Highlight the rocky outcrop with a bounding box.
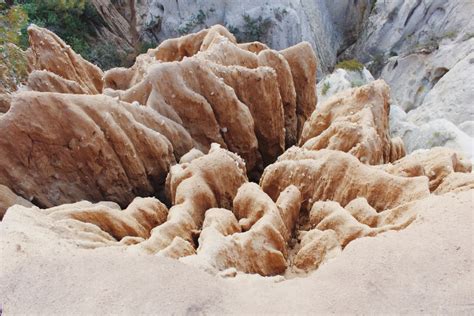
[183,183,301,276]
[27,25,104,94]
[299,80,405,164]
[105,25,317,170]
[94,0,372,76]
[27,70,90,94]
[260,147,429,212]
[0,91,192,208]
[316,67,374,104]
[134,144,248,254]
[293,196,418,271]
[389,105,474,164]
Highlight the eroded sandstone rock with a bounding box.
[133,144,248,254]
[27,25,104,94]
[2,197,167,248]
[381,147,472,191]
[300,80,405,164]
[260,147,429,212]
[0,91,191,207]
[183,183,301,276]
[27,70,89,94]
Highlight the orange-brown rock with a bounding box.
[145,58,260,169]
[0,91,193,208]
[207,63,285,165]
[27,25,104,94]
[153,25,236,62]
[300,80,405,164]
[0,184,33,220]
[27,70,89,94]
[184,183,301,276]
[45,197,168,240]
[294,195,420,272]
[260,147,430,212]
[279,42,318,138]
[293,229,341,272]
[103,51,157,91]
[133,144,248,254]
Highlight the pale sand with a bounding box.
[1,190,472,315]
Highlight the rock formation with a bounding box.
[260,147,429,212]
[0,23,473,283]
[183,183,301,276]
[26,25,104,94]
[133,144,248,254]
[0,91,189,208]
[105,25,317,169]
[2,197,168,248]
[300,80,405,164]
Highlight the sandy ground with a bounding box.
[0,190,473,315]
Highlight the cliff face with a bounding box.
[91,0,372,76]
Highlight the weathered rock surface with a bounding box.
[260,147,429,212]
[381,147,472,191]
[27,25,104,94]
[317,67,374,104]
[390,105,474,163]
[2,196,168,248]
[27,70,90,94]
[300,80,405,164]
[183,183,301,276]
[93,0,372,76]
[106,26,317,169]
[134,144,248,254]
[0,91,190,208]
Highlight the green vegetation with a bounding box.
[335,59,364,72]
[228,14,273,43]
[0,1,153,70]
[0,3,29,91]
[321,82,330,96]
[15,0,103,54]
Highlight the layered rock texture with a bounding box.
[1,24,473,282]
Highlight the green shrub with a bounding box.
[228,14,273,43]
[321,82,330,96]
[335,59,364,72]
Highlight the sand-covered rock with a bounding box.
[300,80,405,164]
[2,196,167,248]
[27,25,104,94]
[381,147,472,191]
[0,91,190,208]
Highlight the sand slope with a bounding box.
[1,189,472,315]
